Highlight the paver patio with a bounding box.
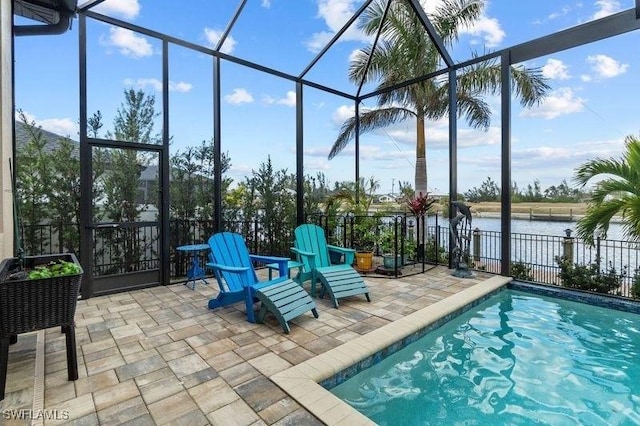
[1,266,492,425]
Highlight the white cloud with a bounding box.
[419,0,505,47]
[169,81,193,93]
[16,111,78,137]
[91,0,141,19]
[261,0,271,8]
[348,48,361,63]
[204,28,237,54]
[586,54,628,78]
[309,0,505,52]
[548,5,571,20]
[123,78,193,92]
[38,118,78,137]
[542,58,571,80]
[306,31,336,53]
[331,104,500,151]
[332,104,356,125]
[510,137,626,170]
[225,88,254,104]
[264,91,296,107]
[101,27,153,58]
[461,16,505,48]
[520,88,585,119]
[305,0,371,52]
[592,0,622,20]
[580,74,592,82]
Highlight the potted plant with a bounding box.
[326,177,381,271]
[378,225,401,269]
[405,192,436,260]
[352,221,377,271]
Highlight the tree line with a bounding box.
[463,176,587,203]
[14,89,364,259]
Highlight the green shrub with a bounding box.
[510,260,534,281]
[631,269,640,299]
[423,238,449,263]
[556,256,623,294]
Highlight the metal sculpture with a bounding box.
[450,201,474,278]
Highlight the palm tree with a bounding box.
[574,135,640,245]
[328,0,549,195]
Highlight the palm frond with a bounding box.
[431,0,483,43]
[576,199,624,245]
[455,91,491,129]
[510,65,551,107]
[573,158,629,187]
[328,107,416,159]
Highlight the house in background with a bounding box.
[15,120,159,208]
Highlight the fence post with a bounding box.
[562,228,574,262]
[473,228,481,262]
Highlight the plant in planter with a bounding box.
[0,253,83,400]
[378,224,416,268]
[378,225,402,269]
[326,177,381,271]
[405,192,436,260]
[352,221,378,271]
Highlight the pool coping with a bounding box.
[270,275,513,425]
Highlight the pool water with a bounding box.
[330,290,640,425]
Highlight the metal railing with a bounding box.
[18,216,640,299]
[463,228,640,298]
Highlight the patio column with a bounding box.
[0,0,14,260]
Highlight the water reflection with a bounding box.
[331,291,640,425]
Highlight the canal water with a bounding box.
[428,215,627,241]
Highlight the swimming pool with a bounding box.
[330,288,640,425]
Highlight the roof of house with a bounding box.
[14,120,76,155]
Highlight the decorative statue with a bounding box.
[450,201,474,278]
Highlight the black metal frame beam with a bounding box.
[360,9,640,100]
[82,10,356,101]
[405,0,453,67]
[447,69,457,268]
[160,39,170,286]
[78,13,92,298]
[68,2,640,291]
[299,0,374,79]
[511,9,640,64]
[356,0,392,98]
[77,0,106,12]
[215,0,246,52]
[296,82,304,225]
[213,57,222,233]
[500,52,511,276]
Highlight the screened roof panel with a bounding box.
[86,0,241,52]
[78,0,640,78]
[225,0,322,75]
[432,0,637,64]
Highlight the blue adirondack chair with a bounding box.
[206,232,318,333]
[292,224,371,308]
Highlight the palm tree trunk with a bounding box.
[415,113,427,251]
[414,113,427,195]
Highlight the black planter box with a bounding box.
[0,253,83,400]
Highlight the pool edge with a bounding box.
[270,275,512,425]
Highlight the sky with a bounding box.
[13,0,639,196]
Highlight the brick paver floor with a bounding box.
[1,266,492,425]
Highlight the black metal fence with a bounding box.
[19,216,640,299]
[461,228,640,298]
